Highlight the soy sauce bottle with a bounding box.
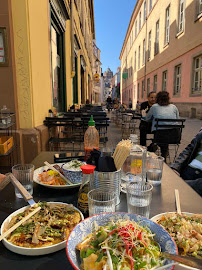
[77,164,96,218]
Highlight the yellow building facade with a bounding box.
[120,0,202,117]
[0,0,96,164]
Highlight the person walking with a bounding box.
[139,92,156,146]
[146,91,179,159]
[170,129,202,196]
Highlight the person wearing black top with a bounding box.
[139,92,156,146]
[106,96,112,112]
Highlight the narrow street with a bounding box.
[105,111,202,162]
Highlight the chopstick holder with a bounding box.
[0,206,41,242]
[175,189,181,214]
[44,161,72,185]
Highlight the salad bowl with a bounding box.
[66,212,178,270]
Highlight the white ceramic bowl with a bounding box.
[151,212,199,270]
[1,202,84,256]
[66,212,178,270]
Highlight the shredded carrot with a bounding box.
[38,171,66,185]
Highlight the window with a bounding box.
[165,5,170,44]
[149,0,152,12]
[196,0,202,16]
[130,57,132,76]
[148,31,151,60]
[174,64,181,95]
[143,39,146,65]
[135,20,137,38]
[155,20,159,55]
[192,55,202,93]
[138,45,140,69]
[143,1,147,22]
[141,81,144,98]
[153,74,157,91]
[134,51,137,72]
[162,70,167,91]
[147,78,150,95]
[178,0,185,32]
[139,11,142,31]
[138,83,140,99]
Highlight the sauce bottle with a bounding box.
[77,164,96,218]
[84,115,99,161]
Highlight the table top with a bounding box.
[0,151,201,270]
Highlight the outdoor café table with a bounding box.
[0,151,201,270]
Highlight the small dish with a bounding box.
[62,160,86,184]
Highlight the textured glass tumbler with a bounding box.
[126,182,153,218]
[146,156,164,186]
[88,189,116,216]
[12,164,35,198]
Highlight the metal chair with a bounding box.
[153,118,186,162]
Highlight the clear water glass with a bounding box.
[146,156,164,186]
[12,164,35,198]
[88,189,116,216]
[91,170,121,205]
[126,182,153,218]
[121,173,142,193]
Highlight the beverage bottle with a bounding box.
[122,134,147,181]
[77,164,96,218]
[1,105,11,125]
[84,115,99,161]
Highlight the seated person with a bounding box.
[82,99,92,110]
[170,129,202,196]
[146,91,179,159]
[139,92,156,146]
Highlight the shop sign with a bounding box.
[93,72,100,82]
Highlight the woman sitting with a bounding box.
[146,91,180,159]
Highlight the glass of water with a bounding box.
[88,189,116,216]
[146,156,164,186]
[12,164,35,198]
[126,182,153,218]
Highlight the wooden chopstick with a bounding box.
[44,161,72,185]
[0,206,41,242]
[175,189,181,214]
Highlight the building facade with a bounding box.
[0,0,97,164]
[111,67,121,100]
[92,40,101,104]
[103,67,113,101]
[120,0,202,117]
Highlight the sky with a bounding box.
[94,0,137,75]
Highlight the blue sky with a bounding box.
[94,0,137,75]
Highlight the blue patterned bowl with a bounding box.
[66,212,178,270]
[61,165,83,184]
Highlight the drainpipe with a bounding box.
[144,0,148,98]
[71,0,75,78]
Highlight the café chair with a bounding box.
[153,118,186,163]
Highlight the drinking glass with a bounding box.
[146,156,164,186]
[91,170,121,205]
[12,164,35,198]
[121,173,142,193]
[126,182,153,218]
[88,189,116,216]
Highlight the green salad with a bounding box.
[76,220,164,270]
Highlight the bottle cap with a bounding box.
[88,115,95,126]
[80,164,96,174]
